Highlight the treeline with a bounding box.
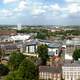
[54,30,80,36]
[17,28,80,40]
[17,28,54,39]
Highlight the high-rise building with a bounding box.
[17,24,22,30]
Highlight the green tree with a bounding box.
[8,52,25,71]
[73,49,80,60]
[37,44,49,65]
[17,58,38,80]
[0,48,5,63]
[5,58,38,80]
[0,64,9,77]
[4,71,23,80]
[36,32,47,39]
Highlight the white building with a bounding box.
[25,40,38,53]
[48,43,61,56]
[62,39,80,60]
[17,24,22,30]
[62,61,80,80]
[10,34,31,42]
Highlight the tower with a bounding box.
[17,24,22,30]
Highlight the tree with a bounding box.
[0,64,9,77]
[17,58,38,80]
[8,52,25,71]
[36,32,47,39]
[0,48,5,63]
[37,44,49,65]
[5,58,38,80]
[73,49,80,60]
[4,71,22,80]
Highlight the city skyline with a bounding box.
[0,0,80,25]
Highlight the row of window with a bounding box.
[63,72,80,75]
[63,75,80,80]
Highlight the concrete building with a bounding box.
[0,44,19,54]
[62,60,80,80]
[10,34,31,43]
[39,66,62,80]
[63,38,80,60]
[24,40,38,53]
[38,39,53,45]
[48,43,61,56]
[0,29,17,42]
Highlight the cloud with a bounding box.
[14,1,28,12]
[0,9,13,17]
[1,0,80,25]
[66,0,80,3]
[3,0,16,4]
[67,3,80,14]
[49,4,62,16]
[50,4,61,11]
[30,5,46,16]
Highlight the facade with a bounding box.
[39,66,62,80]
[38,39,53,45]
[63,39,80,60]
[62,60,80,80]
[48,43,61,56]
[24,40,38,53]
[0,44,19,54]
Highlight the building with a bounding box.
[38,39,53,45]
[17,24,22,30]
[24,39,38,53]
[0,29,17,42]
[10,34,31,43]
[39,66,62,80]
[62,60,80,80]
[0,44,19,54]
[63,38,80,60]
[48,42,62,56]
[0,29,17,36]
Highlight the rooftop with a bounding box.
[39,66,62,73]
[48,43,61,48]
[25,39,38,46]
[0,29,16,36]
[63,60,80,67]
[10,34,31,41]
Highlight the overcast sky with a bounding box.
[0,0,80,25]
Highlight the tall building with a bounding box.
[17,24,22,30]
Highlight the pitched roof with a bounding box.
[39,66,62,73]
[63,60,80,67]
[0,29,17,35]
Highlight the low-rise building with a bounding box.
[0,29,17,36]
[10,34,31,43]
[0,44,19,54]
[24,40,38,53]
[63,38,80,60]
[62,60,80,80]
[48,43,61,56]
[39,66,62,80]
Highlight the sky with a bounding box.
[0,0,80,25]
